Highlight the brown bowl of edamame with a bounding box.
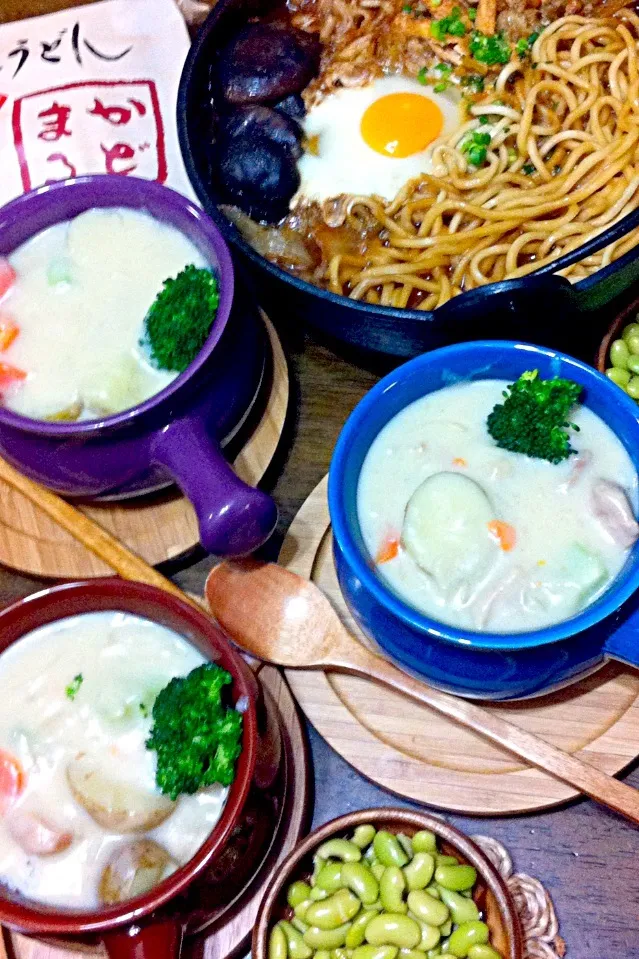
[253,809,522,959]
[596,293,639,399]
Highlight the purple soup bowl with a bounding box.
[0,175,278,557]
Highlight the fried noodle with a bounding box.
[238,8,639,309]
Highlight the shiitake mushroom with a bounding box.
[216,105,302,222]
[216,24,320,105]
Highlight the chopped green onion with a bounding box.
[431,6,466,40]
[461,73,485,93]
[479,114,490,124]
[468,144,487,165]
[417,66,428,85]
[402,4,412,12]
[66,674,83,701]
[523,161,536,175]
[433,81,449,92]
[469,30,511,65]
[435,61,453,72]
[468,6,477,19]
[507,146,518,162]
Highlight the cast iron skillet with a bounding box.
[177,0,639,357]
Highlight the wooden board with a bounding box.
[2,665,311,959]
[0,314,288,579]
[280,475,639,816]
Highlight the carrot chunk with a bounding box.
[0,750,25,815]
[0,260,16,300]
[0,362,26,389]
[376,533,400,564]
[487,519,517,551]
[0,317,19,352]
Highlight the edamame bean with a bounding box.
[611,339,630,368]
[364,845,378,864]
[435,856,458,868]
[404,853,435,891]
[315,951,331,959]
[311,887,330,901]
[399,950,428,959]
[346,910,380,948]
[293,919,310,934]
[628,333,639,355]
[447,922,489,958]
[434,865,477,893]
[407,891,450,927]
[331,949,352,959]
[316,862,344,893]
[294,900,312,921]
[436,889,479,925]
[304,924,352,950]
[628,375,639,399]
[352,946,399,959]
[380,866,407,913]
[628,354,639,374]
[317,840,362,862]
[374,832,409,868]
[270,924,288,959]
[426,951,441,959]
[425,885,440,899]
[606,367,632,387]
[342,862,380,905]
[289,882,313,908]
[372,864,386,881]
[439,922,452,938]
[467,947,503,959]
[414,921,441,952]
[353,825,377,849]
[412,832,437,854]
[397,834,414,859]
[281,921,314,959]
[623,322,639,343]
[306,889,362,930]
[365,914,421,949]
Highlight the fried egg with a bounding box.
[294,75,461,205]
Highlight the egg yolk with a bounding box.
[360,92,444,158]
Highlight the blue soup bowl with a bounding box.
[329,341,639,700]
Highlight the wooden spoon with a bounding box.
[206,559,639,824]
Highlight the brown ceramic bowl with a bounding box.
[253,808,523,959]
[0,579,261,959]
[596,293,639,372]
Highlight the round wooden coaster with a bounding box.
[279,475,639,816]
[2,665,311,959]
[0,314,288,580]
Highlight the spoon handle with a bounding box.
[341,641,639,823]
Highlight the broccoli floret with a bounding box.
[486,370,582,464]
[146,663,242,800]
[142,265,219,374]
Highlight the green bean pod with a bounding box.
[316,862,344,893]
[373,832,409,868]
[364,914,421,949]
[346,910,380,949]
[447,922,489,958]
[467,946,503,959]
[342,862,380,905]
[269,924,288,959]
[380,866,408,913]
[281,920,314,959]
[407,890,450,927]
[304,924,353,950]
[305,889,362,930]
[317,839,363,862]
[352,946,399,959]
[404,853,435,891]
[411,832,437,854]
[434,865,476,893]
[437,889,479,925]
[353,825,377,849]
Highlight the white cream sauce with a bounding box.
[357,379,638,633]
[2,209,207,421]
[0,612,228,909]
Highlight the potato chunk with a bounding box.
[67,756,175,833]
[9,811,73,856]
[99,839,173,904]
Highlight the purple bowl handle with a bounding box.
[151,415,278,556]
[103,919,182,958]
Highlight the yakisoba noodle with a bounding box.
[234,9,639,310]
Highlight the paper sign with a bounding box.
[0,0,196,206]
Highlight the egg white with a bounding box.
[294,75,462,205]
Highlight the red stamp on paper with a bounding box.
[12,79,167,191]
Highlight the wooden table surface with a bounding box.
[2,3,638,956]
